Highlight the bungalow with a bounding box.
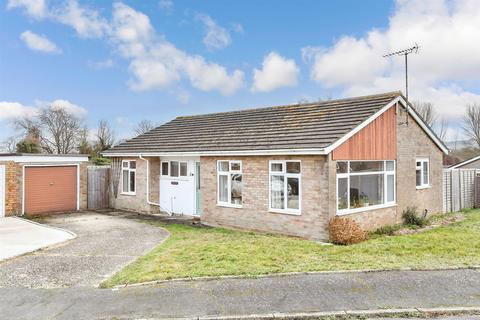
[103,91,448,241]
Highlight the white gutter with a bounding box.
[138,155,172,216]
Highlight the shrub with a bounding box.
[329,217,368,245]
[372,224,401,236]
[402,207,427,227]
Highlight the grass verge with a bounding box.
[102,210,480,287]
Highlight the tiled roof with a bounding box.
[104,91,402,154]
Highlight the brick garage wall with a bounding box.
[79,162,88,210]
[396,110,444,217]
[110,157,160,213]
[200,155,330,241]
[0,161,22,216]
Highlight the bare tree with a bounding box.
[77,127,94,155]
[15,107,82,154]
[95,120,116,152]
[1,136,19,153]
[412,101,437,127]
[463,104,480,148]
[436,118,448,142]
[134,119,157,135]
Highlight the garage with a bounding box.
[0,154,89,217]
[24,166,78,215]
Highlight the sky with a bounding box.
[1,0,480,144]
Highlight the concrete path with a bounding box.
[0,212,169,288]
[1,269,480,319]
[0,217,75,261]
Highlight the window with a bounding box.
[336,161,395,214]
[269,161,301,214]
[161,161,188,178]
[416,158,429,188]
[217,160,243,207]
[122,160,136,195]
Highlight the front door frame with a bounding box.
[0,165,5,218]
[194,161,201,216]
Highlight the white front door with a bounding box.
[159,157,198,215]
[0,165,5,217]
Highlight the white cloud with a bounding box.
[252,52,300,92]
[6,0,47,19]
[8,1,245,95]
[158,0,174,15]
[46,99,87,117]
[20,30,61,54]
[195,13,231,50]
[303,0,480,118]
[231,23,244,34]
[88,59,114,70]
[0,101,37,121]
[52,0,110,38]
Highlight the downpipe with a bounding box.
[139,155,173,216]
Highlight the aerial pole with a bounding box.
[383,43,419,125]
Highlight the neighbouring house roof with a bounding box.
[104,91,448,156]
[449,155,480,169]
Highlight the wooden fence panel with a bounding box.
[443,168,478,212]
[87,166,110,210]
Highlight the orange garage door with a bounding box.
[24,166,77,215]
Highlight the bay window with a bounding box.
[416,158,429,188]
[121,160,136,195]
[217,160,243,207]
[337,160,395,214]
[269,160,301,214]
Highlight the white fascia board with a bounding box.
[102,148,328,158]
[449,155,480,169]
[0,156,89,163]
[324,96,449,155]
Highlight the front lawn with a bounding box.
[102,210,480,287]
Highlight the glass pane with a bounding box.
[287,177,300,209]
[218,161,229,172]
[423,162,429,185]
[350,161,384,173]
[230,162,241,172]
[386,161,394,171]
[122,162,128,168]
[337,177,348,210]
[416,161,421,168]
[231,174,242,205]
[122,170,129,193]
[170,161,179,177]
[336,162,348,173]
[180,162,188,176]
[130,161,136,169]
[387,174,395,202]
[129,171,135,192]
[270,175,285,209]
[286,162,300,174]
[218,174,228,202]
[350,174,384,208]
[161,162,169,175]
[416,169,422,186]
[271,163,283,172]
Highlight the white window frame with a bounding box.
[336,160,396,215]
[121,160,136,195]
[416,158,430,189]
[268,160,302,215]
[161,161,188,178]
[216,160,243,208]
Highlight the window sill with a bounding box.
[416,185,431,190]
[120,192,136,196]
[217,203,243,209]
[337,203,397,216]
[269,209,301,216]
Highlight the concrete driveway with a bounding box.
[0,211,169,288]
[0,217,75,261]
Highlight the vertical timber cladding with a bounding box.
[24,166,77,215]
[332,105,397,160]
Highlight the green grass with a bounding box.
[102,210,480,287]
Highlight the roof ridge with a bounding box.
[176,91,402,120]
